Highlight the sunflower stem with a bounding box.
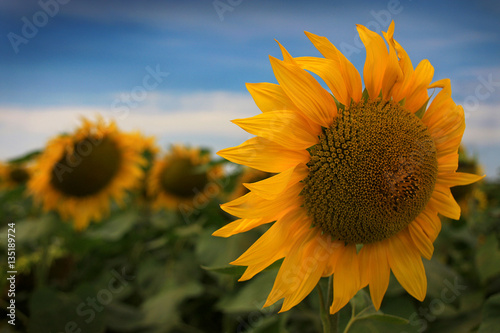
[318,275,338,333]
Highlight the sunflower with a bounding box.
[214,22,484,314]
[452,145,487,216]
[28,117,146,230]
[147,145,223,211]
[0,161,31,190]
[228,167,273,201]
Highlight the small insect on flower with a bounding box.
[214,22,484,314]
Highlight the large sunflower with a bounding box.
[148,145,223,211]
[28,117,146,230]
[214,22,484,314]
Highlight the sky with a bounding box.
[0,0,499,178]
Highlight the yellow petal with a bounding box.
[408,222,434,260]
[263,227,318,307]
[387,37,414,103]
[357,24,389,99]
[330,244,360,314]
[295,56,349,106]
[359,242,390,310]
[269,56,337,127]
[387,229,427,301]
[212,217,271,238]
[438,153,459,174]
[437,172,485,187]
[380,22,403,99]
[244,164,309,200]
[404,60,434,113]
[233,208,311,280]
[217,137,310,173]
[246,82,298,113]
[280,230,331,312]
[304,31,362,103]
[221,182,303,219]
[415,209,441,242]
[232,110,320,150]
[428,184,461,220]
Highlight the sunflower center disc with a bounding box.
[302,99,438,244]
[9,167,30,184]
[50,137,122,197]
[160,157,209,198]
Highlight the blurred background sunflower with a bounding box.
[0,161,31,190]
[148,145,223,211]
[28,117,146,230]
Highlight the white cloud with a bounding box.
[462,103,500,146]
[0,91,257,160]
[1,90,498,178]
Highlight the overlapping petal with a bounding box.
[269,56,337,127]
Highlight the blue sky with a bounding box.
[1,0,499,178]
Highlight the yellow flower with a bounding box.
[228,167,273,201]
[28,117,146,230]
[148,145,223,211]
[0,162,31,190]
[214,22,484,314]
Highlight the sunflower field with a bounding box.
[1,119,499,333]
[2,22,500,333]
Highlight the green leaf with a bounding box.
[0,215,58,248]
[85,210,138,241]
[349,289,375,316]
[217,271,277,314]
[7,149,42,164]
[423,258,463,300]
[380,295,417,321]
[141,281,203,331]
[104,302,145,332]
[361,88,370,101]
[414,99,429,119]
[27,286,106,333]
[475,234,500,283]
[478,293,500,333]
